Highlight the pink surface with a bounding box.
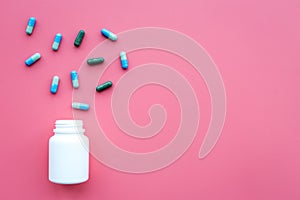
[1,0,300,199]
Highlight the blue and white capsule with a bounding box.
[72,102,90,111]
[50,75,60,94]
[120,51,128,69]
[70,70,79,89]
[52,33,62,51]
[25,53,41,66]
[26,17,36,35]
[101,28,117,41]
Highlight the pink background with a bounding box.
[1,0,300,199]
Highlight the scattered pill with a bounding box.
[120,51,128,69]
[50,75,60,94]
[25,53,41,66]
[101,28,117,41]
[26,17,36,35]
[74,30,85,47]
[87,57,104,66]
[96,81,113,92]
[72,102,90,111]
[70,70,79,89]
[52,33,62,51]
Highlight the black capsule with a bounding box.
[96,81,112,92]
[87,57,104,66]
[74,30,85,47]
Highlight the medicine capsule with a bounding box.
[25,53,41,66]
[96,81,113,92]
[50,75,60,94]
[74,30,85,47]
[120,51,128,69]
[87,57,104,66]
[26,17,36,35]
[101,28,117,41]
[72,102,90,111]
[70,70,79,89]
[52,33,62,51]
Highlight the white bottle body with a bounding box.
[48,120,89,184]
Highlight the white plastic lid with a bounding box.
[55,120,83,125]
[54,120,85,134]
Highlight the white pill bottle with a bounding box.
[49,120,89,184]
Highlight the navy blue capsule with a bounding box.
[120,51,128,69]
[25,53,41,66]
[70,71,79,89]
[52,33,62,51]
[50,76,60,94]
[72,102,90,111]
[26,17,36,35]
[101,28,117,41]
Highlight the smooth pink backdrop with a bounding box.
[1,0,300,199]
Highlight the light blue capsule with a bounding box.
[50,75,60,94]
[120,51,128,69]
[52,33,62,51]
[70,70,79,89]
[25,53,41,66]
[26,17,36,35]
[101,28,117,41]
[72,102,90,111]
